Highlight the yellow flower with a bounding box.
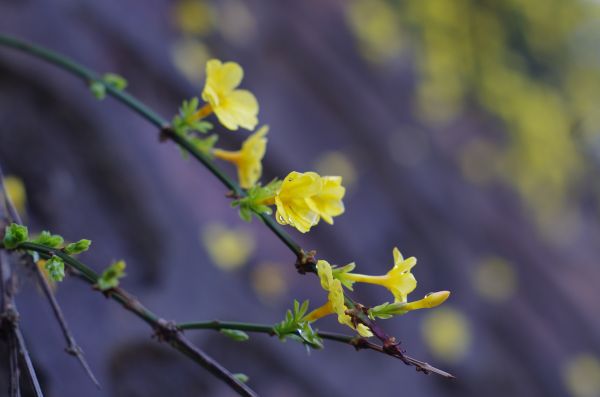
[273,172,346,233]
[274,172,322,233]
[304,260,373,337]
[213,125,268,188]
[340,247,417,303]
[307,176,345,224]
[201,59,258,131]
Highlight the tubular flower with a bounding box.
[339,247,417,303]
[274,172,346,233]
[213,125,268,188]
[201,59,258,131]
[304,260,373,337]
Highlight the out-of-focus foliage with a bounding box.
[346,0,600,237]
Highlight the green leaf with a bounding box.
[189,134,218,157]
[172,97,213,137]
[89,80,106,100]
[96,260,126,291]
[32,231,64,248]
[369,301,408,320]
[232,373,249,383]
[45,255,65,282]
[220,329,249,342]
[64,239,92,255]
[273,300,323,349]
[103,73,128,91]
[3,223,28,249]
[231,179,281,223]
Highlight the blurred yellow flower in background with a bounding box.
[172,0,216,36]
[200,222,255,270]
[563,354,600,397]
[473,256,517,303]
[422,307,471,363]
[251,262,288,304]
[314,151,357,188]
[171,38,212,84]
[4,175,26,216]
[213,125,268,188]
[202,59,258,131]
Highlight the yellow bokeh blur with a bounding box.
[4,175,26,215]
[250,262,288,304]
[314,151,358,188]
[172,0,216,36]
[422,307,471,363]
[171,38,212,84]
[472,257,518,303]
[563,354,600,397]
[200,222,256,271]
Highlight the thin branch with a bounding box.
[1,201,44,396]
[0,165,100,388]
[15,242,256,397]
[0,33,453,379]
[178,320,454,379]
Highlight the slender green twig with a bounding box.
[16,242,256,397]
[178,320,454,378]
[0,34,452,378]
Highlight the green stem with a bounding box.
[0,34,303,256]
[177,320,358,345]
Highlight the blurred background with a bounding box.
[1,0,600,396]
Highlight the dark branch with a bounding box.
[0,165,100,388]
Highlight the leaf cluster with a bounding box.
[273,300,323,349]
[232,179,282,222]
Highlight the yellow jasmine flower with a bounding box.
[201,59,258,131]
[307,176,345,224]
[273,172,322,233]
[272,172,346,233]
[339,247,417,303]
[304,260,373,337]
[213,125,268,188]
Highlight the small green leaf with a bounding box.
[232,373,249,383]
[45,255,65,282]
[89,81,106,100]
[32,231,64,248]
[3,223,28,249]
[96,260,126,291]
[220,329,249,342]
[189,134,218,157]
[103,73,128,91]
[64,239,92,255]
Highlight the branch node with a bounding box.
[295,249,317,274]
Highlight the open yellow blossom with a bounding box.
[304,260,372,337]
[201,59,258,131]
[273,172,345,233]
[339,247,417,303]
[274,172,322,233]
[213,125,268,188]
[307,176,345,224]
